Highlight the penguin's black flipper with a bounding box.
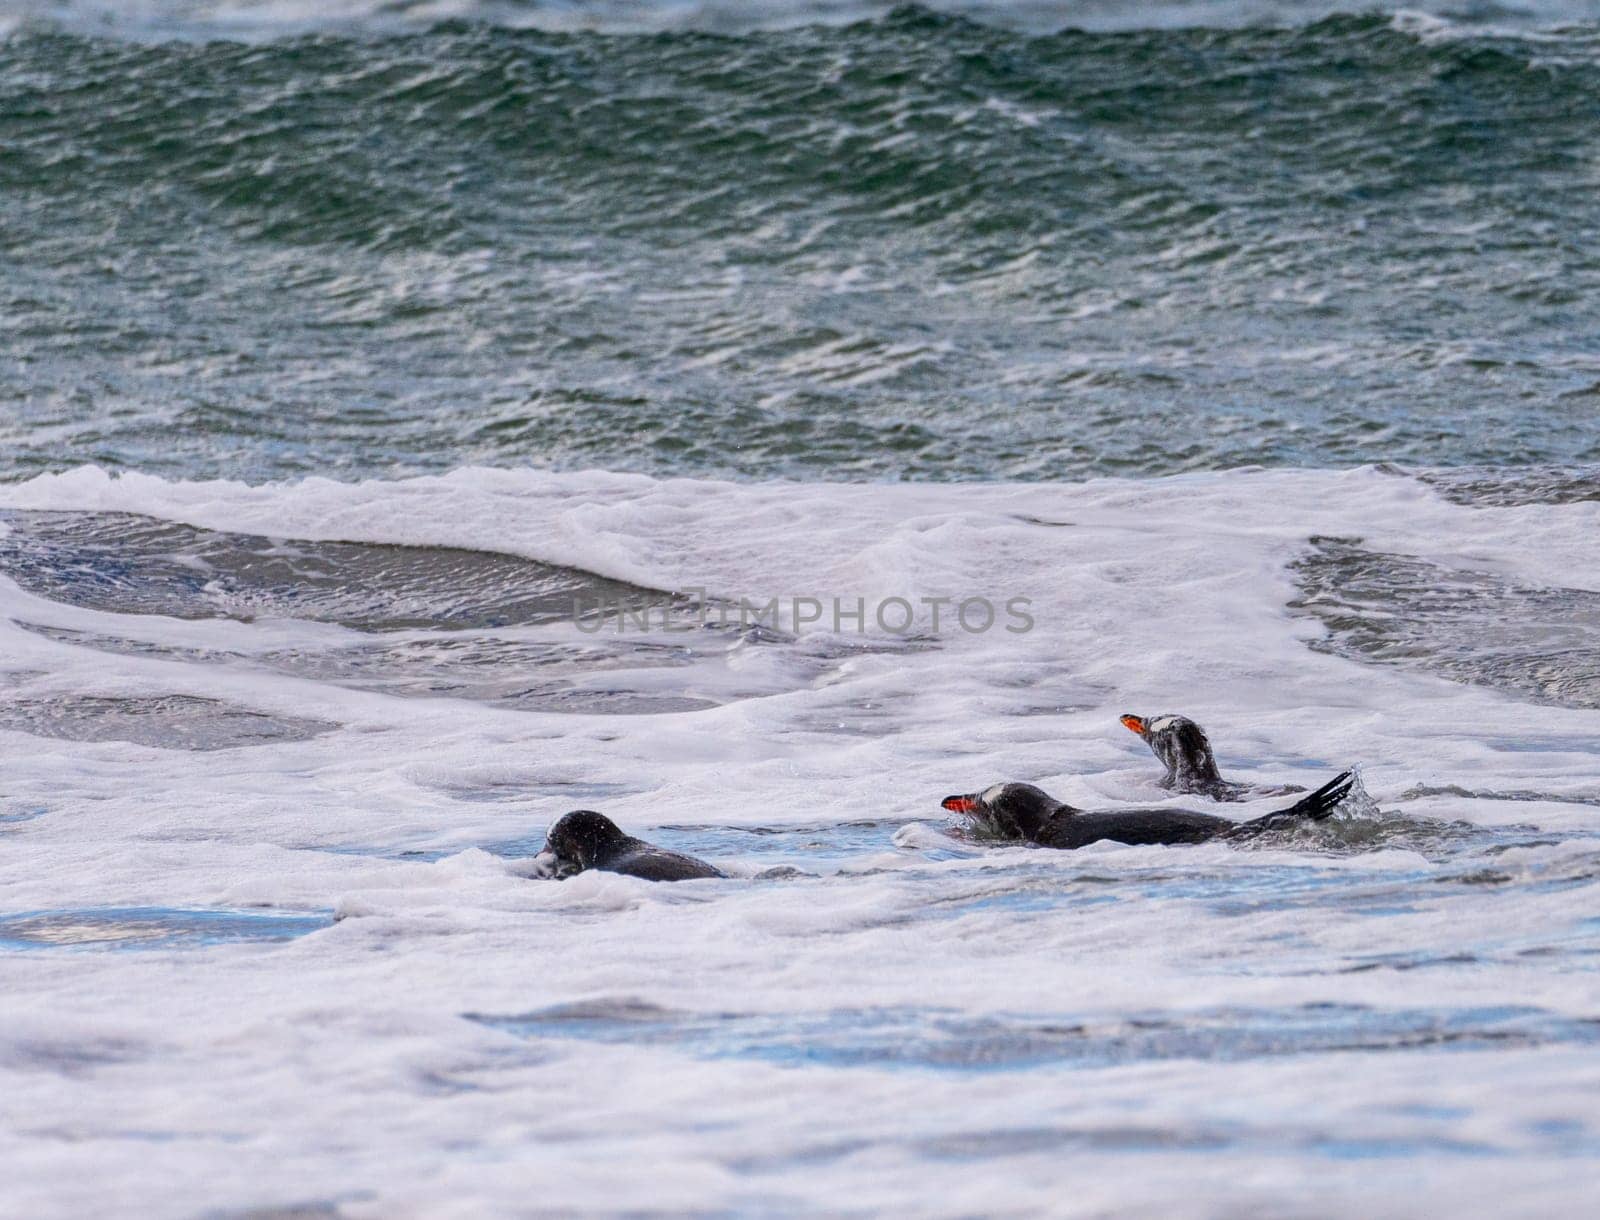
[1229,770,1354,837]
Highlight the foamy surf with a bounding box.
[2,464,1598,1216]
[11,0,1600,40]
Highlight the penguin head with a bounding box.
[1120,712,1225,789]
[942,782,1061,840]
[537,809,631,877]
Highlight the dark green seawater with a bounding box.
[3,5,1599,483]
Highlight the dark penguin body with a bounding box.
[1120,712,1302,801]
[942,771,1354,850]
[536,810,723,882]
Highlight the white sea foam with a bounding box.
[8,0,1600,40]
[2,464,1598,1216]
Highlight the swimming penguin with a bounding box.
[1119,712,1302,801]
[941,770,1354,849]
[534,810,724,882]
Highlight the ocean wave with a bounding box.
[5,13,1600,483]
[7,12,1597,255]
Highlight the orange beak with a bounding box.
[1120,713,1146,734]
[942,794,979,814]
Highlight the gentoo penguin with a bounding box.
[941,770,1354,849]
[1120,712,1302,801]
[534,810,724,882]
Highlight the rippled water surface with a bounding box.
[1292,534,1600,710]
[5,8,1600,482]
[0,906,332,949]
